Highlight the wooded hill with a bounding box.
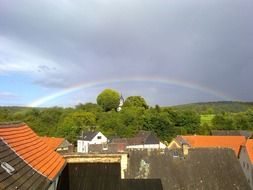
[1,91,253,144]
[171,101,253,114]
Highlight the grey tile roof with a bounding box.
[112,131,160,146]
[79,131,99,141]
[0,138,51,190]
[125,148,251,190]
[211,130,253,138]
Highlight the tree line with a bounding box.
[0,89,253,144]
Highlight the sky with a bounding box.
[0,0,253,107]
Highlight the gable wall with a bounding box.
[239,146,253,188]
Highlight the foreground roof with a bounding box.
[0,138,51,189]
[57,163,163,190]
[40,137,65,150]
[126,149,250,190]
[0,122,66,180]
[176,135,246,156]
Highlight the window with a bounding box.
[247,163,249,170]
[243,162,245,168]
[97,136,101,139]
[102,143,108,150]
[173,151,179,158]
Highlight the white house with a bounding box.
[77,131,107,153]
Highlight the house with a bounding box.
[0,122,66,190]
[239,139,253,188]
[211,130,253,139]
[112,131,166,150]
[77,131,107,153]
[168,135,246,156]
[40,137,72,152]
[126,149,251,190]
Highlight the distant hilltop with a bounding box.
[170,101,253,113]
[1,101,253,114]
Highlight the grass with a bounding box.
[200,114,215,125]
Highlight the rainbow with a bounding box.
[28,77,235,107]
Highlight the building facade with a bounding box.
[239,139,253,189]
[77,131,107,153]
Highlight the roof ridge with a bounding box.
[0,122,26,128]
[0,137,50,181]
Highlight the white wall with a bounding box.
[77,140,89,153]
[89,132,107,144]
[77,132,107,153]
[127,143,166,149]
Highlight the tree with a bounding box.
[76,102,103,113]
[97,111,125,137]
[123,96,149,109]
[142,109,175,141]
[212,113,235,130]
[97,89,120,111]
[175,110,200,134]
[57,111,96,143]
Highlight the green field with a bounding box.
[200,114,215,125]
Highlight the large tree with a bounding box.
[57,111,96,143]
[96,89,120,111]
[123,96,149,109]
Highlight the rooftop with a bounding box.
[176,135,246,156]
[0,138,51,189]
[57,163,163,190]
[112,131,160,146]
[211,130,253,138]
[0,122,66,180]
[126,149,250,190]
[79,131,99,141]
[40,136,65,150]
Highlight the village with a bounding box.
[0,121,253,189]
[1,0,253,189]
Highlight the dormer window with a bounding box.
[97,136,101,139]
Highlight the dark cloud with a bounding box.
[0,0,253,105]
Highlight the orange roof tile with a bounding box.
[245,139,253,164]
[179,135,246,156]
[40,136,64,151]
[0,123,66,180]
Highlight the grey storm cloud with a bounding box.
[0,0,253,105]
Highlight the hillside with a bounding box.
[171,101,253,114]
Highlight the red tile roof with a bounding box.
[245,139,253,164]
[0,123,66,180]
[177,135,246,156]
[40,136,64,150]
